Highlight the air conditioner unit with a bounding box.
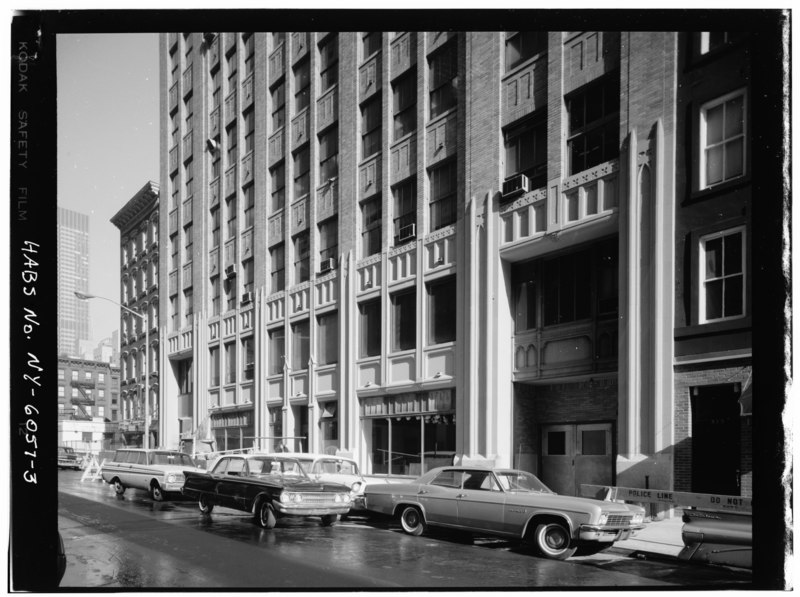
[241,291,253,305]
[501,174,530,200]
[319,258,336,274]
[397,223,416,243]
[224,264,237,278]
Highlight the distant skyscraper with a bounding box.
[58,206,91,356]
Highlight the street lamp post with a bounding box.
[75,291,150,449]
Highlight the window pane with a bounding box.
[360,300,381,357]
[725,138,744,180]
[392,290,416,351]
[547,431,566,455]
[706,104,724,145]
[725,275,744,317]
[725,96,744,138]
[292,320,310,370]
[705,279,723,320]
[724,232,743,275]
[705,237,722,279]
[269,329,285,375]
[582,430,606,455]
[705,145,724,186]
[317,312,338,365]
[429,278,457,344]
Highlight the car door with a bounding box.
[215,457,248,510]
[455,471,507,534]
[416,469,463,526]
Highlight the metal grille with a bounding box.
[605,514,632,527]
[298,493,339,505]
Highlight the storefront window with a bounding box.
[362,390,455,476]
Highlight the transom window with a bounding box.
[505,31,547,72]
[700,90,746,189]
[699,227,745,323]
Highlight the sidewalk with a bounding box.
[610,515,685,559]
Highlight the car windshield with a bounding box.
[310,458,360,476]
[150,452,196,467]
[495,471,552,493]
[247,457,311,480]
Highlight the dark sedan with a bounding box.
[182,454,353,528]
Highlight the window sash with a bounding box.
[270,244,285,293]
[362,32,381,59]
[268,329,285,375]
[700,228,745,322]
[428,278,457,344]
[292,321,310,370]
[392,290,416,351]
[359,299,381,357]
[361,197,382,256]
[317,312,339,365]
[700,91,746,188]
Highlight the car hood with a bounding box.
[312,473,363,489]
[281,478,352,493]
[507,491,642,513]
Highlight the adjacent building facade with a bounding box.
[57,356,120,451]
[111,181,161,448]
[156,30,754,498]
[57,206,91,357]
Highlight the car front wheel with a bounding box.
[198,494,214,515]
[113,479,125,496]
[533,522,577,560]
[151,482,164,502]
[399,506,427,536]
[256,502,277,529]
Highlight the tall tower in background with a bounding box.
[57,206,91,357]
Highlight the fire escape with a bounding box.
[70,378,96,420]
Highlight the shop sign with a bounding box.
[211,409,253,429]
[361,389,454,417]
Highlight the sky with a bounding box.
[57,33,160,347]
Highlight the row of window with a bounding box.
[58,386,107,399]
[199,276,456,387]
[122,262,158,304]
[122,219,158,265]
[57,369,108,383]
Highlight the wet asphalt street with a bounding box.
[57,470,752,590]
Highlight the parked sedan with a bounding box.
[181,454,353,528]
[364,466,646,560]
[101,448,202,501]
[272,453,367,511]
[57,446,81,470]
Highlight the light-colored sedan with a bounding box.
[270,453,367,511]
[101,448,202,501]
[364,465,646,560]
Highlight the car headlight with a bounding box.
[166,473,177,483]
[280,492,290,503]
[597,513,609,525]
[631,512,644,525]
[350,481,363,493]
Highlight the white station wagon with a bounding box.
[101,448,202,501]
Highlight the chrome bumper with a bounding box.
[579,524,644,542]
[274,503,352,516]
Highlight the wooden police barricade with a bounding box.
[580,484,752,513]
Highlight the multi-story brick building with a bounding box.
[155,30,759,498]
[111,181,161,447]
[57,356,120,451]
[673,32,753,497]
